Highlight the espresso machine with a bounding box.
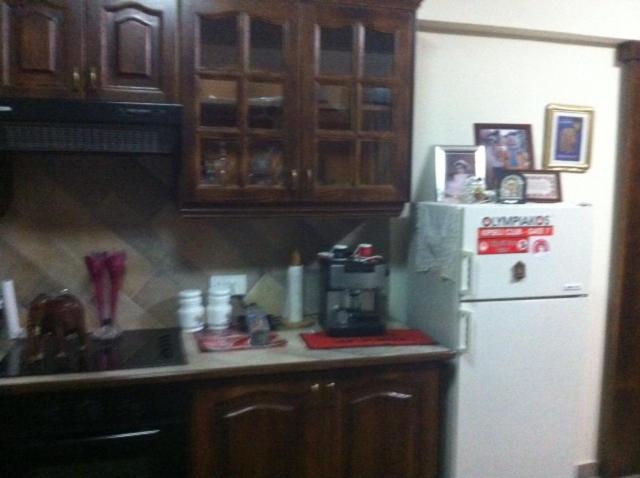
[318,245,387,337]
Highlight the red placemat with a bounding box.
[301,329,436,349]
[196,330,287,352]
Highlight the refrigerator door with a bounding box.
[460,203,592,300]
[448,298,585,478]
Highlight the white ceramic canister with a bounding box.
[207,285,232,331]
[177,289,205,332]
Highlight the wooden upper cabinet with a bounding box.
[85,0,177,102]
[300,4,414,205]
[0,0,84,98]
[180,0,419,216]
[0,0,177,102]
[180,0,300,207]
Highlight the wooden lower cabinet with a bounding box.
[192,364,442,478]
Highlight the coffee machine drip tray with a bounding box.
[326,310,386,337]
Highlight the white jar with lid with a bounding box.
[207,285,232,331]
[177,289,205,332]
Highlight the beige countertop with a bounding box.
[0,326,454,395]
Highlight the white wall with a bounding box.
[418,0,640,41]
[390,31,620,465]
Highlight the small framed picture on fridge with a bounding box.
[520,170,562,202]
[435,145,486,203]
[543,104,594,172]
[497,171,526,204]
[474,123,534,189]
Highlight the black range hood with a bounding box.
[0,97,182,154]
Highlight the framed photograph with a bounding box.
[435,145,486,203]
[520,170,562,202]
[497,172,526,204]
[474,123,534,190]
[543,104,594,172]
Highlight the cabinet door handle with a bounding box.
[290,169,300,190]
[72,67,81,91]
[306,168,313,184]
[310,383,320,392]
[326,382,335,389]
[89,66,98,90]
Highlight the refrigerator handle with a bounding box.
[458,308,471,354]
[459,250,475,297]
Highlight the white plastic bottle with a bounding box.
[207,285,232,331]
[177,289,205,332]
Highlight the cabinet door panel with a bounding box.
[0,0,83,98]
[86,0,177,102]
[301,5,413,204]
[332,369,441,478]
[181,0,300,206]
[193,381,319,478]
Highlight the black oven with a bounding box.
[0,385,188,478]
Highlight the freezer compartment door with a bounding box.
[461,203,592,300]
[450,298,586,478]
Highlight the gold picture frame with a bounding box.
[543,104,594,172]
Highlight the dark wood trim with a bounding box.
[179,201,406,216]
[313,0,422,11]
[598,41,640,478]
[617,41,640,63]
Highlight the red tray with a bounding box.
[301,329,436,350]
[195,330,287,352]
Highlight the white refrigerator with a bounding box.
[407,202,592,478]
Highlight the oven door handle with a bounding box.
[75,429,161,445]
[20,429,162,450]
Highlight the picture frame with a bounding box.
[474,123,534,190]
[520,170,562,203]
[435,145,486,203]
[543,104,594,172]
[497,171,526,204]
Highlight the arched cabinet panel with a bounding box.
[86,0,177,102]
[0,0,83,98]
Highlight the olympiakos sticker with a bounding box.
[532,238,551,255]
[477,226,554,255]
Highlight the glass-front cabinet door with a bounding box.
[301,5,413,204]
[181,0,298,206]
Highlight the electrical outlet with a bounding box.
[209,274,248,295]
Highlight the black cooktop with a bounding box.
[0,328,186,378]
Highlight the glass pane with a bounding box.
[317,84,351,130]
[250,19,284,72]
[200,138,240,186]
[199,80,238,127]
[360,141,393,185]
[200,16,238,70]
[362,87,392,131]
[318,141,353,186]
[320,26,352,75]
[249,140,285,186]
[364,28,394,77]
[248,82,284,129]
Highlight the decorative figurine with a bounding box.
[26,292,87,361]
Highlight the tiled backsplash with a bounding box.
[0,155,389,331]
